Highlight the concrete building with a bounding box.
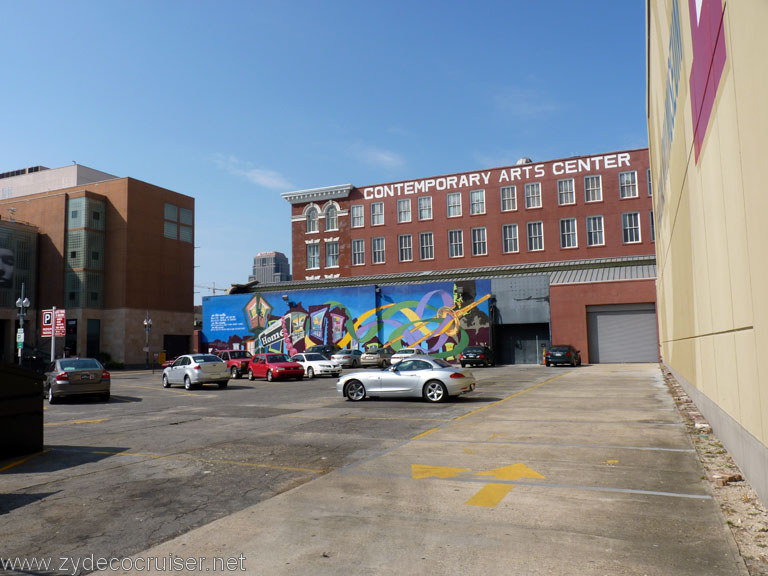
[0,164,195,366]
[248,251,291,284]
[647,0,768,503]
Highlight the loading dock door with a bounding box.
[587,304,658,363]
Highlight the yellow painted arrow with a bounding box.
[411,464,470,479]
[474,463,545,482]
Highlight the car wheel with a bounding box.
[345,380,366,401]
[184,376,192,390]
[218,381,228,389]
[306,367,314,379]
[163,375,170,388]
[546,361,551,367]
[102,392,110,402]
[571,358,577,367]
[423,380,448,403]
[460,362,466,367]
[266,370,274,382]
[485,359,490,367]
[231,367,239,379]
[248,369,254,381]
[48,386,57,404]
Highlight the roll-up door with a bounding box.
[587,304,658,363]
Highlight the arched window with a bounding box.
[306,207,318,233]
[325,205,338,231]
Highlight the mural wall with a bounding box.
[202,280,492,360]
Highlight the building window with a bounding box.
[397,199,412,223]
[501,186,517,211]
[447,192,462,217]
[93,211,100,221]
[525,182,541,209]
[71,210,79,220]
[306,207,319,233]
[164,203,178,221]
[586,215,605,246]
[326,241,339,267]
[307,244,320,269]
[372,237,386,263]
[351,205,364,228]
[398,234,413,261]
[622,212,641,243]
[418,196,433,220]
[647,169,653,196]
[527,221,544,251]
[470,189,485,215]
[650,210,655,242]
[352,239,365,265]
[471,227,487,256]
[163,221,178,240]
[325,205,338,231]
[560,218,578,248]
[70,251,77,259]
[163,203,179,239]
[371,202,384,226]
[502,223,519,253]
[585,175,602,202]
[419,232,434,260]
[557,179,575,205]
[448,229,464,258]
[620,171,638,198]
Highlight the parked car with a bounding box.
[360,346,393,368]
[305,344,341,359]
[459,345,494,367]
[337,356,477,403]
[247,353,304,382]
[546,345,582,367]
[290,352,342,378]
[216,349,253,379]
[390,347,427,363]
[330,349,363,368]
[44,357,111,403]
[162,354,230,390]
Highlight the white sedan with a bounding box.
[390,347,428,363]
[290,353,342,379]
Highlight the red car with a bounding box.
[246,353,304,382]
[216,349,253,379]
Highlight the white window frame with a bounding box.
[306,244,320,269]
[649,210,655,242]
[559,218,578,249]
[351,205,364,228]
[325,205,338,231]
[525,182,542,209]
[647,169,653,196]
[527,221,544,251]
[471,227,487,256]
[371,202,384,226]
[418,196,433,221]
[586,215,605,246]
[352,239,365,265]
[325,241,339,267]
[448,229,464,258]
[419,232,434,260]
[622,212,641,243]
[306,207,319,233]
[557,178,575,206]
[398,234,413,262]
[619,170,638,199]
[372,237,386,263]
[447,192,462,217]
[501,186,517,212]
[470,189,486,215]
[397,198,412,223]
[584,175,602,203]
[502,223,519,253]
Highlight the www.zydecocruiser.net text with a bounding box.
[1,553,247,574]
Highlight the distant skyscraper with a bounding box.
[249,251,291,284]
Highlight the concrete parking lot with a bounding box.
[1,364,748,575]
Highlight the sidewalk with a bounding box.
[99,364,747,576]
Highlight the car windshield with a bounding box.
[229,351,251,359]
[59,358,102,371]
[304,353,326,361]
[267,354,290,363]
[194,354,223,363]
[550,346,570,353]
[465,347,484,352]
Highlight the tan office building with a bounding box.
[0,164,195,366]
[647,0,768,502]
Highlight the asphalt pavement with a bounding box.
[92,364,747,576]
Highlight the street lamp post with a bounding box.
[143,311,152,369]
[15,282,30,366]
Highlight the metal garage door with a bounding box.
[587,304,658,363]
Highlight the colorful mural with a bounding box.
[202,280,492,360]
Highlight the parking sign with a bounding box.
[41,309,66,338]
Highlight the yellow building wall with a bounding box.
[648,0,768,458]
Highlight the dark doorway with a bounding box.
[65,319,78,357]
[163,334,191,359]
[493,323,550,365]
[86,319,101,357]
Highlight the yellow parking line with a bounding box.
[45,418,108,427]
[0,449,51,473]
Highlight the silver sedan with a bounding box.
[336,356,476,403]
[162,354,230,390]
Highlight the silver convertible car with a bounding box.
[337,356,476,403]
[162,354,230,390]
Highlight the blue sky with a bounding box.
[1,1,648,304]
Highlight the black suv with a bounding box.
[306,344,341,359]
[459,345,494,367]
